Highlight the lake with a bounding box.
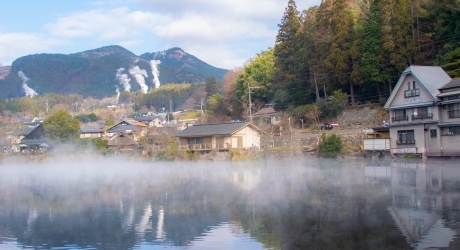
[1,157,460,249]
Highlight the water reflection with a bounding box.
[0,158,459,249]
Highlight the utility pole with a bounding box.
[247,81,260,123]
[289,117,292,148]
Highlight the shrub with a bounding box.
[318,133,342,158]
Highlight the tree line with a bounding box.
[223,0,460,121]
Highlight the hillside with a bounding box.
[140,47,228,84]
[0,46,227,99]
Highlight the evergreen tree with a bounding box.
[205,76,219,98]
[43,109,80,142]
[361,0,383,94]
[325,0,354,99]
[378,0,398,92]
[274,0,302,109]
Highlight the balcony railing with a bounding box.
[392,115,408,122]
[396,140,416,145]
[404,89,420,98]
[448,110,460,119]
[411,113,433,120]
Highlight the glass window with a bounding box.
[188,137,204,145]
[448,103,460,118]
[398,130,415,141]
[430,129,437,138]
[449,126,460,134]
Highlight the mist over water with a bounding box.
[1,157,460,249]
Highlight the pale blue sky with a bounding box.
[0,0,321,69]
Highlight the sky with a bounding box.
[0,0,322,70]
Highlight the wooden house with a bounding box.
[175,122,265,151]
[107,132,138,151]
[79,124,104,138]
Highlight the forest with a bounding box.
[225,0,460,120]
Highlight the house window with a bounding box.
[397,130,415,144]
[448,103,460,118]
[412,107,433,120]
[188,137,203,145]
[430,129,437,138]
[392,109,408,122]
[447,126,460,135]
[404,88,420,97]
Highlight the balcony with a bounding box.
[404,89,420,98]
[392,115,408,122]
[411,113,433,120]
[396,140,416,145]
[448,110,460,119]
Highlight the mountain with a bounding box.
[0,46,228,99]
[140,47,228,85]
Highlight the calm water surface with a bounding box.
[1,157,460,249]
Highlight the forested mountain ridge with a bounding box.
[140,47,228,85]
[0,45,227,99]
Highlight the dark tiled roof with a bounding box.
[13,127,35,136]
[440,79,460,90]
[133,116,159,122]
[253,107,278,116]
[175,122,250,137]
[20,138,48,145]
[107,133,138,146]
[107,125,142,133]
[80,124,103,133]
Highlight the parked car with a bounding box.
[320,123,333,130]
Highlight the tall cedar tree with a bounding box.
[378,0,398,93]
[361,0,384,96]
[325,0,355,102]
[205,76,219,98]
[274,0,302,109]
[301,7,321,99]
[392,0,414,74]
[311,0,333,96]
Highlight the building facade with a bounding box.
[384,66,460,157]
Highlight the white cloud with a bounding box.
[45,7,159,41]
[0,32,65,65]
[0,0,322,68]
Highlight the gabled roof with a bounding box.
[133,116,159,122]
[107,132,138,147]
[384,66,452,108]
[107,124,143,133]
[80,124,103,133]
[20,138,48,146]
[106,119,148,131]
[253,107,279,116]
[440,78,460,90]
[13,126,36,136]
[126,119,149,127]
[175,122,262,137]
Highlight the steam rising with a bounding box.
[116,68,132,92]
[115,86,120,101]
[129,66,148,94]
[149,60,161,88]
[18,71,38,97]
